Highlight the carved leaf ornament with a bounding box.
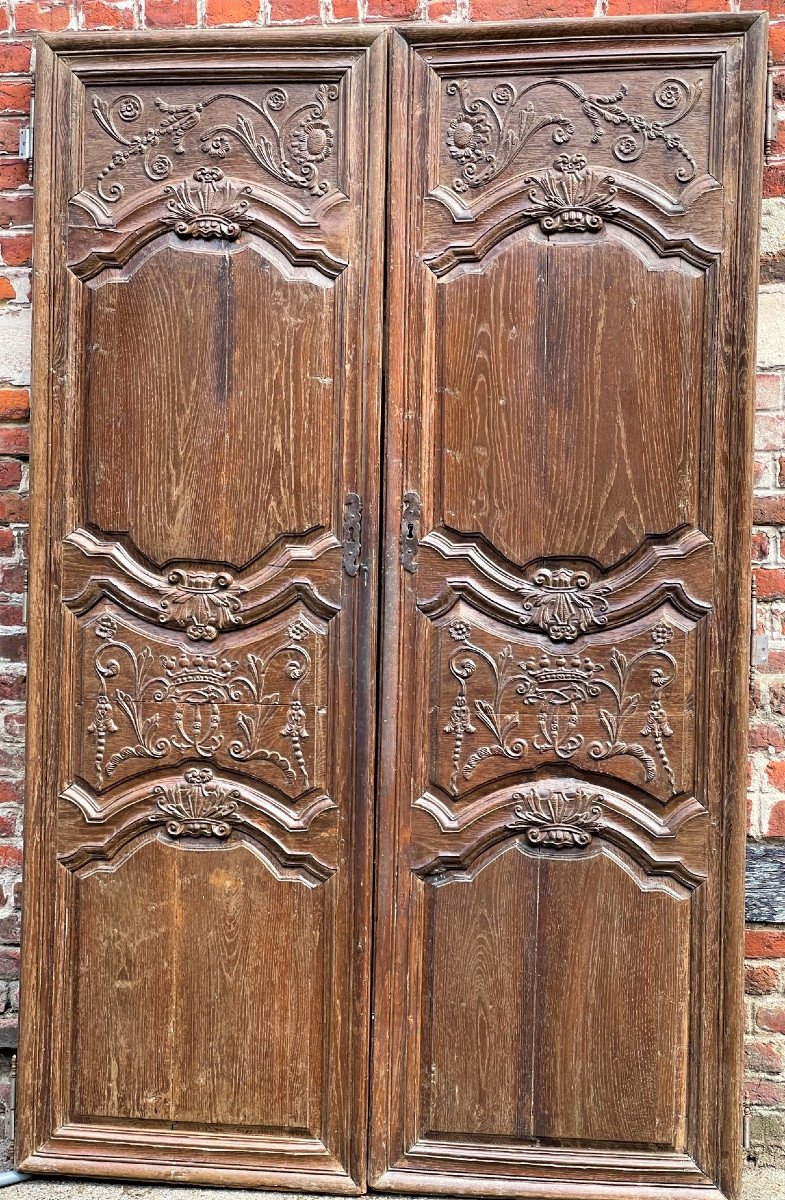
[445,75,702,194]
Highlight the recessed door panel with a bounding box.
[20,28,385,1192]
[372,18,764,1200]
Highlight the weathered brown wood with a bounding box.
[372,16,765,1200]
[19,27,386,1191]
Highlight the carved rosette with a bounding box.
[507,785,604,847]
[519,566,611,641]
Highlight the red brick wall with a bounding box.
[0,0,781,1166]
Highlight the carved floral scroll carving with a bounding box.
[91,84,339,203]
[87,615,315,791]
[507,784,604,847]
[445,75,702,194]
[443,618,678,798]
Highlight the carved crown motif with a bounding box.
[508,785,604,848]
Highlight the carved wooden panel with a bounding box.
[373,18,765,1200]
[20,28,385,1192]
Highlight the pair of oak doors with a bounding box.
[18,14,765,1200]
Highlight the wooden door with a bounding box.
[18,29,385,1190]
[372,17,765,1200]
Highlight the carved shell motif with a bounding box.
[163,168,252,241]
[519,567,611,642]
[150,767,241,839]
[507,785,604,848]
[524,155,618,234]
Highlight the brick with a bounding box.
[0,391,27,422]
[755,568,785,599]
[0,428,28,457]
[78,0,134,26]
[742,0,785,18]
[0,463,21,492]
[0,164,28,192]
[0,7,10,31]
[428,0,456,15]
[5,712,24,741]
[0,634,24,663]
[0,530,15,559]
[0,565,26,593]
[0,498,28,526]
[764,162,785,201]
[746,1040,784,1074]
[755,497,785,525]
[204,0,258,24]
[470,0,591,16]
[145,0,197,24]
[14,0,72,30]
[746,1078,785,1104]
[270,0,319,17]
[753,530,772,562]
[0,196,32,231]
[748,929,785,959]
[758,372,783,411]
[758,1005,785,1034]
[0,280,15,304]
[366,0,418,16]
[607,0,717,11]
[0,948,18,983]
[0,45,32,76]
[330,0,357,15]
[746,963,781,995]
[0,914,20,946]
[0,122,22,158]
[768,799,785,836]
[0,674,25,702]
[0,236,31,267]
[771,22,785,66]
[0,84,31,118]
[0,784,24,809]
[766,761,785,794]
[0,847,22,872]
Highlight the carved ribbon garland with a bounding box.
[445,75,702,193]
